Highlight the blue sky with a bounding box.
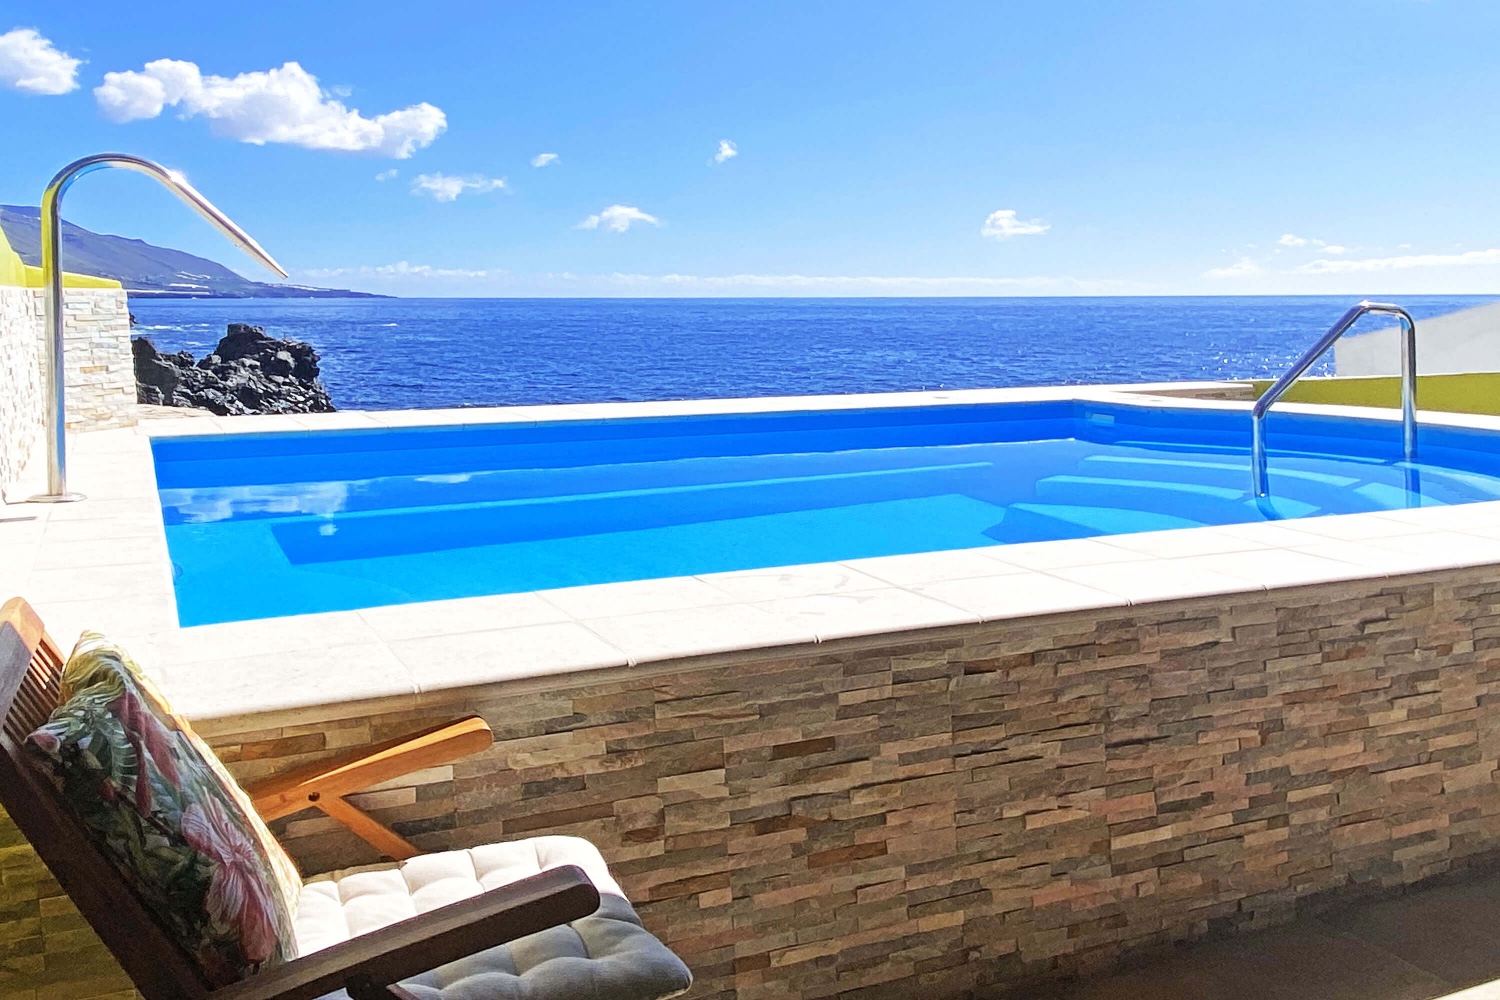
[1,1,1498,297]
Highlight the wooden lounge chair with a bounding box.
[0,597,692,1000]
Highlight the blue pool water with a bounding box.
[156,401,1500,626]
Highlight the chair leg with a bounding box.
[316,793,420,861]
[245,715,492,860]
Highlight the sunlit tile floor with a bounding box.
[1043,868,1500,1000]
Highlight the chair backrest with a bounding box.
[0,597,212,1000]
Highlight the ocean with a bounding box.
[127,296,1496,412]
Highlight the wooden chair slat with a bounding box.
[0,598,212,1000]
[246,715,491,861]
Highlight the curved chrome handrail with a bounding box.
[1251,301,1417,500]
[31,154,287,502]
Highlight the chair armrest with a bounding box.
[213,865,600,1000]
[247,716,493,822]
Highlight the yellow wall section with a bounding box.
[1247,373,1500,416]
[0,220,122,289]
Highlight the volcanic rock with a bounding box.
[132,323,335,415]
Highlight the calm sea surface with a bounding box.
[127,296,1497,411]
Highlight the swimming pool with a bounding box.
[152,399,1500,626]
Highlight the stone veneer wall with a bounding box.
[5,568,1500,999]
[0,287,39,497]
[0,286,134,498]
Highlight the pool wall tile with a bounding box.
[167,568,1500,1000]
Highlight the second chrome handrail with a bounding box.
[1251,300,1417,498]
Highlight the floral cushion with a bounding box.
[25,633,302,986]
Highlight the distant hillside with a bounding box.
[0,205,387,299]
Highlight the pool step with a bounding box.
[1029,474,1255,525]
[160,439,1070,525]
[1067,452,1454,513]
[271,460,1004,564]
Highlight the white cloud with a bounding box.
[531,152,558,167]
[289,266,1146,297]
[94,59,445,157]
[1204,257,1264,279]
[300,261,498,279]
[1278,232,1350,252]
[600,272,1148,296]
[713,139,738,164]
[981,209,1049,239]
[0,28,81,95]
[411,173,506,202]
[374,168,398,181]
[653,273,1067,289]
[1298,248,1500,274]
[578,205,660,232]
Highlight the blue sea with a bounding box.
[127,296,1496,411]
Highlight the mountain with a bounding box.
[0,205,387,299]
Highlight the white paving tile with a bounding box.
[40,515,163,543]
[1371,505,1474,527]
[1287,540,1457,577]
[289,411,386,430]
[988,537,1152,571]
[141,610,382,663]
[1277,511,1430,542]
[161,642,419,721]
[366,408,493,427]
[1207,520,1331,547]
[391,622,629,693]
[210,414,309,434]
[752,587,979,641]
[24,564,174,605]
[1361,530,1500,569]
[1175,549,1375,590]
[580,603,817,663]
[30,535,167,572]
[359,592,571,642]
[1387,501,1500,532]
[700,563,893,600]
[540,575,744,619]
[30,597,181,651]
[909,572,1126,621]
[39,498,158,523]
[1046,560,1261,604]
[146,419,233,437]
[842,548,1027,587]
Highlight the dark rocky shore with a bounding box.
[132,323,335,415]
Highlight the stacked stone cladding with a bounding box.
[55,288,134,432]
[0,287,133,497]
[4,568,1500,999]
[0,287,40,495]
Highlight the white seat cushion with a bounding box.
[296,835,690,1000]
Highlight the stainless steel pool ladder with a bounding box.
[1251,301,1417,499]
[31,153,286,503]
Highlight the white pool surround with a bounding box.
[5,380,1500,725]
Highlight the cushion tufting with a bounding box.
[297,836,692,1000]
